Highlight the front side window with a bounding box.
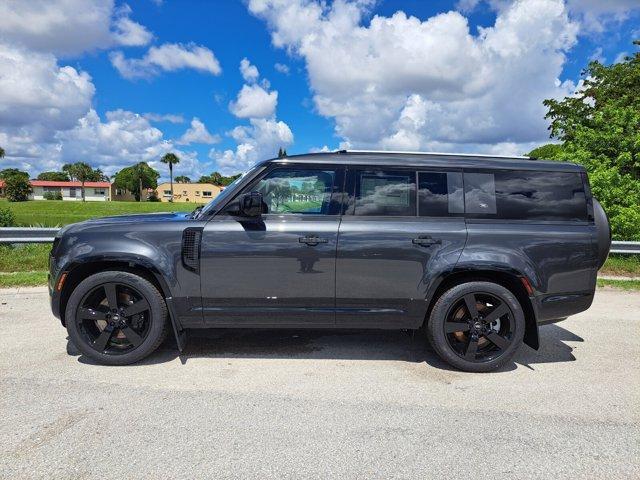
[464,170,588,221]
[351,170,416,216]
[252,168,336,215]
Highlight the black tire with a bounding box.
[426,281,525,372]
[65,271,168,366]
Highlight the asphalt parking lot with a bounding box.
[0,287,638,479]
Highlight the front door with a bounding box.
[336,168,467,328]
[200,164,344,327]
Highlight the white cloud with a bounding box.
[177,118,220,145]
[0,0,152,56]
[229,84,278,119]
[613,51,629,64]
[58,109,206,181]
[110,42,222,79]
[274,62,290,74]
[213,57,292,174]
[249,0,579,153]
[112,4,154,47]
[143,113,185,124]
[566,0,640,32]
[458,0,640,33]
[240,57,260,82]
[588,47,605,63]
[0,43,95,144]
[211,118,293,175]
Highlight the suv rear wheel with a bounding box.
[65,271,168,366]
[426,281,525,372]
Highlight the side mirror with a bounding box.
[239,191,263,217]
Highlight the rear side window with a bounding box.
[464,170,588,221]
[418,171,464,217]
[352,170,416,216]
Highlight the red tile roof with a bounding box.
[0,180,110,188]
[30,180,111,188]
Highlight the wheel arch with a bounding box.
[425,268,539,350]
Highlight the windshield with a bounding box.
[195,165,259,218]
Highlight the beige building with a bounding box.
[156,182,223,203]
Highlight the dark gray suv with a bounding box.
[49,151,611,372]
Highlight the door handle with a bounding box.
[299,236,329,246]
[412,236,441,247]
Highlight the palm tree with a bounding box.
[160,153,180,202]
[63,162,95,202]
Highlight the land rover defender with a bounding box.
[49,151,611,372]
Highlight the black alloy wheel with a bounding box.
[426,281,525,372]
[75,282,151,354]
[443,292,514,362]
[65,271,168,365]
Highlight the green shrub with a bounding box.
[4,174,32,202]
[0,207,15,227]
[43,190,63,201]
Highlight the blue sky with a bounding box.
[0,0,638,182]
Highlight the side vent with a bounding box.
[182,228,203,273]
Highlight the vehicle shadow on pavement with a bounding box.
[69,323,584,372]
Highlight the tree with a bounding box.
[530,42,640,240]
[278,148,288,158]
[160,152,180,202]
[113,162,160,202]
[0,146,4,158]
[198,171,240,186]
[63,162,103,202]
[0,168,29,181]
[4,173,32,202]
[175,175,191,183]
[37,171,70,181]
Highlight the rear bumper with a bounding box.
[533,291,595,324]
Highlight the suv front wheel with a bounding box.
[426,281,525,372]
[65,271,168,366]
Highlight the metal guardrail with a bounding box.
[0,228,639,253]
[0,227,59,243]
[611,241,640,254]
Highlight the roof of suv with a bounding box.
[266,150,585,172]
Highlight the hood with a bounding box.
[80,212,191,224]
[57,212,190,237]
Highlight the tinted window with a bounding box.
[464,170,588,221]
[418,171,464,217]
[352,170,416,216]
[253,168,336,214]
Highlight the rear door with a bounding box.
[335,167,467,328]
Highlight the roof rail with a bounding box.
[337,149,530,160]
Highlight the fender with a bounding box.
[52,214,202,351]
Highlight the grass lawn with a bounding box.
[0,199,203,227]
[597,278,640,290]
[0,271,48,288]
[599,254,640,277]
